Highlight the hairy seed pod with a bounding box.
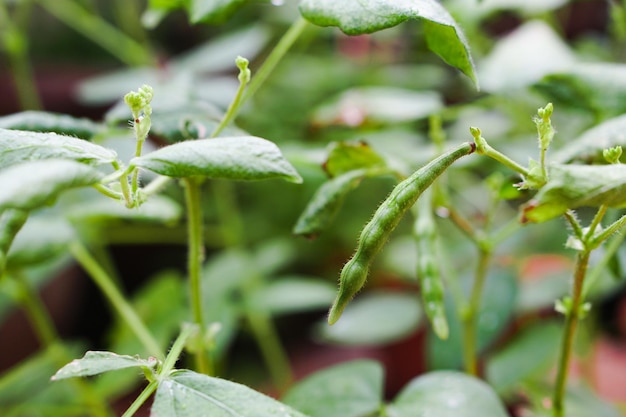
[328,142,475,324]
[414,191,449,339]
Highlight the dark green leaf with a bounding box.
[316,292,422,346]
[0,160,104,212]
[0,128,117,167]
[485,321,561,397]
[324,141,387,178]
[552,114,626,163]
[51,351,157,380]
[299,0,477,86]
[0,111,102,140]
[132,136,302,183]
[188,0,247,24]
[387,371,508,417]
[293,169,369,238]
[151,370,309,417]
[283,360,383,417]
[521,164,626,223]
[6,216,76,269]
[248,276,336,315]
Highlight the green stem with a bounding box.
[0,3,41,110]
[585,205,607,240]
[245,307,292,393]
[12,271,112,417]
[35,0,154,66]
[112,161,134,208]
[471,128,530,177]
[242,17,308,105]
[93,183,124,200]
[589,212,626,249]
[183,178,210,374]
[564,210,584,241]
[142,175,172,196]
[12,271,57,347]
[122,380,158,417]
[462,247,492,376]
[69,241,164,359]
[211,70,249,138]
[552,251,590,417]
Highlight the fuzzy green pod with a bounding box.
[328,142,475,324]
[414,192,449,340]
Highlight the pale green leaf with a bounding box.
[6,216,76,269]
[282,360,383,417]
[0,111,102,140]
[553,114,626,163]
[248,277,336,315]
[298,0,477,86]
[51,351,157,380]
[521,164,626,223]
[387,371,508,417]
[312,88,443,127]
[486,321,561,396]
[188,0,247,23]
[479,20,575,92]
[66,195,182,225]
[0,128,117,167]
[151,370,309,417]
[534,63,626,119]
[0,160,104,212]
[316,292,422,346]
[131,137,302,183]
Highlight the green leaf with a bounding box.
[0,209,28,274]
[132,137,302,183]
[553,114,626,163]
[151,370,309,417]
[485,321,561,397]
[521,164,626,223]
[66,195,182,225]
[323,141,387,178]
[428,268,517,370]
[534,63,626,120]
[299,0,477,87]
[248,276,336,315]
[188,0,247,24]
[386,371,508,417]
[6,216,76,269]
[293,169,370,238]
[312,88,444,127]
[316,292,422,346]
[479,20,575,93]
[0,160,104,212]
[51,351,157,381]
[0,111,102,140]
[0,128,117,167]
[282,360,383,417]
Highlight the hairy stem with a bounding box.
[552,251,590,417]
[183,178,210,374]
[70,241,163,358]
